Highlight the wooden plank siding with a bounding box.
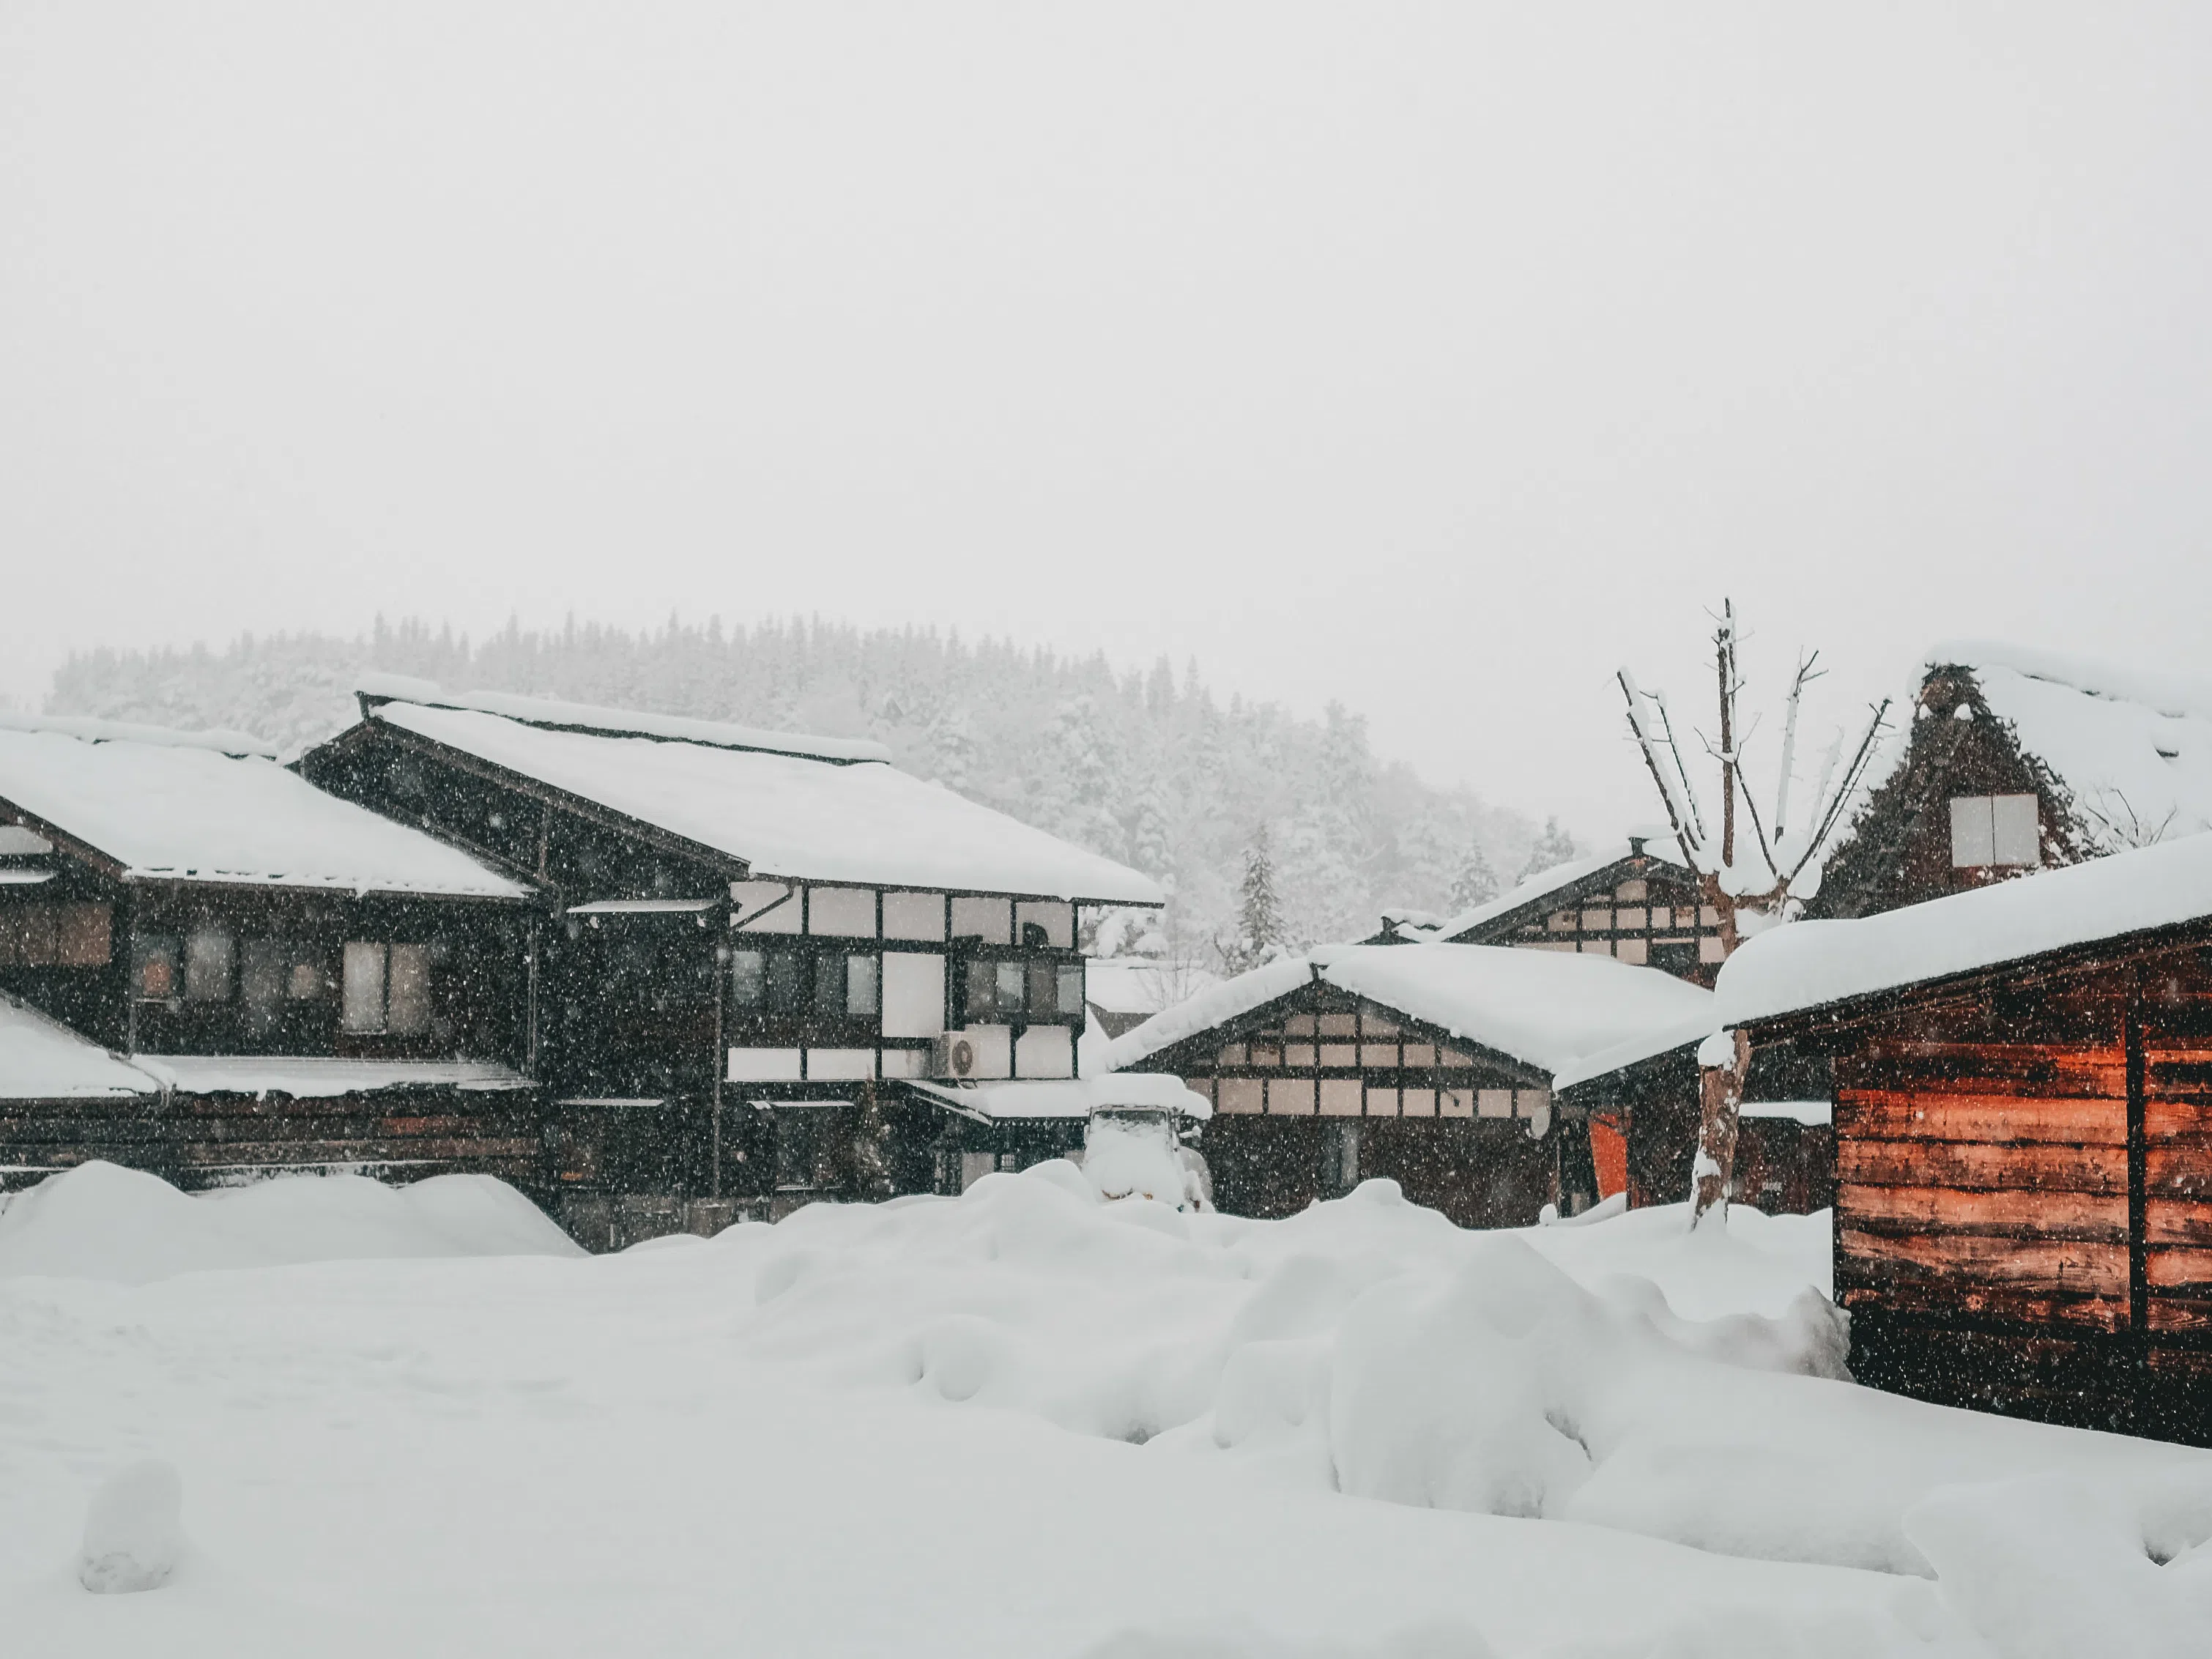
[1753,937,2212,1443]
[0,1088,546,1195]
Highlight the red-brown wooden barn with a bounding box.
[1715,831,2212,1444]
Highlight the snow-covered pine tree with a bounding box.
[1448,839,1500,910]
[1220,825,1285,973]
[1517,817,1577,883]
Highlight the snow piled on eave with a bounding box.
[1433,842,1688,942]
[1922,642,2212,850]
[357,674,891,765]
[903,1073,1211,1121]
[0,994,157,1100]
[0,727,529,899]
[1102,957,1314,1070]
[371,702,1164,905]
[1715,828,2212,1028]
[1311,944,1715,1077]
[0,710,278,758]
[1551,1010,1717,1094]
[129,1056,533,1097]
[1104,945,1713,1079]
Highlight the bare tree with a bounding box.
[1617,601,1891,1225]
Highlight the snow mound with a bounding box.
[78,1459,184,1593]
[1085,1623,1496,1659]
[0,1162,582,1283]
[1083,1117,1201,1208]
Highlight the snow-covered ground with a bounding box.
[2,1164,2208,1657]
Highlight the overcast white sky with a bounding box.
[4,4,2209,839]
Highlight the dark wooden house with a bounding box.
[1371,840,1729,984]
[1815,647,2212,921]
[299,679,1165,1241]
[1715,831,2212,1444]
[0,716,541,1192]
[1554,1023,1835,1214]
[1105,942,1713,1227]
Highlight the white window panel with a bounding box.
[387,943,434,1036]
[1616,938,1649,965]
[949,896,1011,944]
[1992,794,2041,866]
[806,1048,876,1081]
[960,1151,997,1192]
[1699,935,1727,965]
[879,1047,928,1079]
[185,929,234,1003]
[808,887,877,937]
[1318,1079,1362,1116]
[1365,1087,1400,1117]
[727,1047,803,1082]
[1013,900,1073,949]
[1400,1088,1436,1117]
[1267,1078,1317,1116]
[881,891,946,941]
[1950,795,1997,867]
[341,942,386,1033]
[1217,1078,1263,1115]
[1014,1024,1073,1079]
[1477,1088,1515,1118]
[946,1024,1012,1079]
[880,951,946,1039]
[732,880,801,933]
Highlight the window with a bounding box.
[241,938,287,1036]
[731,948,808,1014]
[1057,963,1085,1020]
[845,954,880,1018]
[0,902,112,968]
[341,942,434,1036]
[1951,793,2040,869]
[342,942,387,1033]
[387,944,433,1036]
[185,928,234,1002]
[133,935,181,1001]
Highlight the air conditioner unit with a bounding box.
[932,1032,979,1079]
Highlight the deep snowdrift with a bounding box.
[2,1163,2208,1657]
[0,1161,583,1283]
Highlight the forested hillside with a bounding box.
[45,617,1564,962]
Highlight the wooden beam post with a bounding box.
[2126,977,2148,1336]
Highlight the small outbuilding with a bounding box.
[1715,830,2212,1444]
[1106,943,1713,1228]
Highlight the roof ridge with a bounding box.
[355,674,893,765]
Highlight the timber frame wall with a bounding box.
[1432,853,1728,985]
[1143,976,1596,1227]
[1751,927,2212,1444]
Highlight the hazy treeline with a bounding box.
[48,617,1557,960]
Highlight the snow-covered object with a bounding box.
[1081,1110,1199,1208]
[0,724,530,897]
[364,695,1163,904]
[130,1055,533,1098]
[0,1162,582,1283]
[908,1074,1211,1122]
[1083,957,1221,1020]
[78,1459,184,1593]
[1920,642,2212,849]
[0,993,157,1100]
[1106,946,1712,1079]
[1715,828,2212,1028]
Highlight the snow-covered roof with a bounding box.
[357,675,891,764]
[1082,957,1219,1017]
[365,694,1163,905]
[1414,842,1691,943]
[1715,829,2212,1029]
[1106,944,1713,1080]
[903,1073,1211,1122]
[130,1056,534,1097]
[0,723,530,899]
[1921,642,2212,850]
[1550,1010,1718,1094]
[0,710,279,759]
[0,994,157,1100]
